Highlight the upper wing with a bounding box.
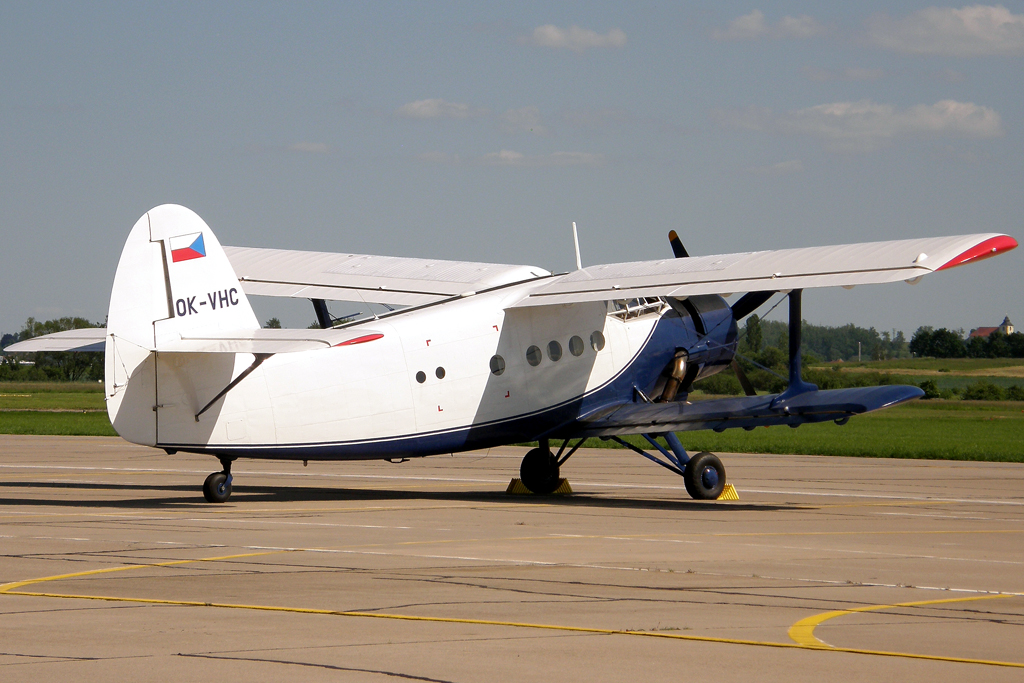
[512,233,1016,307]
[5,327,384,355]
[4,328,107,353]
[225,246,551,307]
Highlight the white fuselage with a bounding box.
[148,286,664,458]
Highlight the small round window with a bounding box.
[568,335,585,356]
[435,367,446,379]
[415,371,426,383]
[590,331,606,351]
[547,340,562,362]
[526,345,542,366]
[489,355,506,375]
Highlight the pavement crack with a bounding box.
[178,653,460,681]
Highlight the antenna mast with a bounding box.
[572,221,582,270]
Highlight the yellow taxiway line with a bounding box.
[2,552,1022,669]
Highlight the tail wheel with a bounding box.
[203,471,232,503]
[683,452,725,500]
[520,447,561,494]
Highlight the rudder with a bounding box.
[105,205,258,445]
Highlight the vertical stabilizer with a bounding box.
[105,205,257,445]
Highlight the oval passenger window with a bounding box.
[568,336,584,356]
[526,345,542,366]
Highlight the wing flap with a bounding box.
[513,233,1015,307]
[571,385,923,437]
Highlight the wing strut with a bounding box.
[194,353,273,422]
[771,289,817,406]
[312,299,332,329]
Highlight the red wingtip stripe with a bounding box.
[335,333,384,347]
[936,235,1018,271]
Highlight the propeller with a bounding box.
[668,230,689,258]
[730,290,775,320]
[731,359,758,397]
[666,231,763,397]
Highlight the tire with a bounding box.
[203,471,232,503]
[683,452,725,500]
[519,447,561,494]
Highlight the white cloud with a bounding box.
[524,25,627,52]
[714,10,826,40]
[499,107,547,135]
[803,66,886,82]
[721,99,1003,152]
[867,5,1024,56]
[288,142,329,154]
[479,150,605,167]
[396,98,486,119]
[748,159,804,176]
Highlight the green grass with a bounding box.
[538,400,1024,463]
[814,358,1024,373]
[0,411,117,436]
[893,375,1022,390]
[3,387,1022,462]
[0,381,105,393]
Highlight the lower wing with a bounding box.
[567,385,923,437]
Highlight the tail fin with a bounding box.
[105,205,257,444]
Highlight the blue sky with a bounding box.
[1,2,1021,335]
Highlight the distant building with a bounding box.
[969,316,1014,339]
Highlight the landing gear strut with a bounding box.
[203,457,234,503]
[608,433,727,501]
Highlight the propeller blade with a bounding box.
[731,359,758,397]
[731,290,774,320]
[668,230,689,258]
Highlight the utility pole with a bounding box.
[858,341,862,362]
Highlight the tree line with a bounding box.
[909,327,1024,359]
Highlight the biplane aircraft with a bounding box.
[7,205,1017,502]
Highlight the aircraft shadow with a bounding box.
[0,480,798,512]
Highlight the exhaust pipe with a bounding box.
[658,351,688,402]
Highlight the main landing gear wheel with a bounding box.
[203,457,234,503]
[203,472,231,503]
[520,447,561,494]
[683,451,725,500]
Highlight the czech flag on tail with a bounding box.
[170,232,206,263]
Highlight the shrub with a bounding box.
[918,380,941,399]
[692,372,742,396]
[1007,385,1024,401]
[962,381,1006,401]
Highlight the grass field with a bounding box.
[808,358,1024,391]
[596,400,1024,463]
[0,411,116,436]
[2,380,1022,461]
[816,358,1024,373]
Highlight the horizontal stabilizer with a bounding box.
[572,385,923,437]
[4,326,383,355]
[4,328,106,353]
[158,327,384,354]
